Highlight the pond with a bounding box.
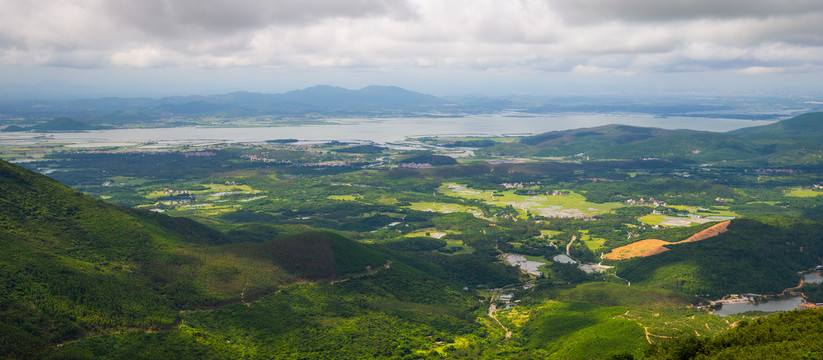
[713,296,804,317]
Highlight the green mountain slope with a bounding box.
[0,159,389,356]
[646,308,823,359]
[732,111,823,138]
[491,125,688,157]
[589,132,766,162]
[497,113,823,164]
[223,231,388,280]
[614,218,823,297]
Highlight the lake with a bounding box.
[713,296,804,317]
[0,113,778,147]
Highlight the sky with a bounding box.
[1,0,823,98]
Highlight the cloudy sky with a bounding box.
[2,0,823,97]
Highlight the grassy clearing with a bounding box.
[398,228,474,254]
[541,230,563,238]
[406,201,484,216]
[785,188,823,198]
[108,176,151,186]
[578,230,606,252]
[582,238,606,252]
[328,194,360,201]
[404,228,459,239]
[146,183,259,199]
[639,205,736,226]
[439,183,620,218]
[376,197,399,205]
[668,205,738,218]
[444,239,474,255]
[638,214,718,227]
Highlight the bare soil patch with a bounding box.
[603,221,730,260]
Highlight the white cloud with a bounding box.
[739,66,785,74]
[0,0,822,90]
[109,46,168,68]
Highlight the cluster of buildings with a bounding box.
[301,161,351,167]
[241,154,293,164]
[750,168,798,174]
[163,189,189,195]
[625,197,668,207]
[181,151,217,157]
[500,181,541,189]
[713,293,763,305]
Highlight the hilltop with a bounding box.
[731,111,823,138]
[485,112,823,165]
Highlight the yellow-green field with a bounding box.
[404,228,458,239]
[403,229,473,254]
[145,183,260,199]
[639,206,737,227]
[444,239,474,255]
[578,230,606,252]
[328,194,361,201]
[541,230,563,238]
[439,183,620,218]
[668,205,738,217]
[639,214,717,227]
[785,188,823,197]
[405,201,485,216]
[177,203,240,216]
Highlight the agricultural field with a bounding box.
[439,183,621,219]
[785,187,823,197]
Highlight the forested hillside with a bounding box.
[0,160,389,357]
[487,112,823,165]
[646,308,823,359]
[615,218,823,297]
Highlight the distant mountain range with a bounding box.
[1,85,815,126]
[0,117,112,132]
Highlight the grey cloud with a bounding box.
[549,0,823,23]
[0,33,19,48]
[106,0,415,37]
[44,51,107,69]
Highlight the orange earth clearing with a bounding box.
[603,221,731,260]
